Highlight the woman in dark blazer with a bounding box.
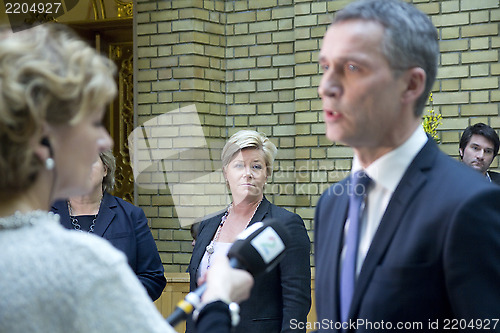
[186,130,311,333]
[51,150,166,300]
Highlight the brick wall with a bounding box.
[136,0,500,272]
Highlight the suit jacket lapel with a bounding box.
[191,211,226,284]
[93,192,116,237]
[349,140,437,320]
[330,188,350,323]
[51,200,72,229]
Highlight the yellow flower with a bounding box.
[421,93,442,143]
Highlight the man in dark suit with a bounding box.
[459,123,500,185]
[314,0,500,332]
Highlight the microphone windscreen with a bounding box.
[227,219,289,276]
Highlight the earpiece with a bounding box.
[41,137,55,170]
[41,137,53,157]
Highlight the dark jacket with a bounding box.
[51,192,166,300]
[488,170,500,185]
[187,197,311,333]
[315,139,500,332]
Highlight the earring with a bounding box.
[45,157,55,170]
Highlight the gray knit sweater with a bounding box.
[0,211,175,333]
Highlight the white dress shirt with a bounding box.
[350,126,428,276]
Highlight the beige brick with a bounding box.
[492,37,500,48]
[492,91,500,102]
[250,44,278,57]
[226,35,256,47]
[278,18,293,30]
[461,77,498,90]
[312,2,327,14]
[470,64,489,77]
[296,136,317,147]
[440,53,460,66]
[461,0,499,11]
[432,13,469,27]
[272,7,294,20]
[227,11,256,24]
[441,27,460,40]
[441,1,459,13]
[296,88,319,100]
[439,117,470,130]
[250,91,279,103]
[249,20,278,33]
[462,24,499,38]
[414,2,440,15]
[471,91,489,103]
[492,8,500,21]
[257,56,272,68]
[461,104,498,116]
[273,31,295,43]
[441,80,460,91]
[462,50,498,64]
[257,12,273,24]
[227,81,256,93]
[437,65,469,79]
[470,37,490,50]
[295,40,318,52]
[433,92,469,105]
[470,11,490,24]
[440,40,468,52]
[296,112,318,124]
[278,43,294,54]
[440,105,459,117]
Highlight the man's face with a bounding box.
[318,20,408,149]
[460,134,495,175]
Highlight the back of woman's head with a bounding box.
[0,24,117,193]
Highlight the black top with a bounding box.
[69,215,96,232]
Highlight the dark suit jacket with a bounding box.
[315,139,500,332]
[51,192,166,300]
[186,197,311,333]
[488,170,500,185]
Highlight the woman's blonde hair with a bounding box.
[221,130,277,177]
[0,24,117,193]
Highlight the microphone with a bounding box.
[165,219,290,327]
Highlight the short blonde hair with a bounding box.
[221,130,277,177]
[0,24,116,193]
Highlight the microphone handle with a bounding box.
[165,257,245,327]
[166,287,204,326]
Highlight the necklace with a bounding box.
[0,210,59,230]
[67,198,102,233]
[205,199,262,268]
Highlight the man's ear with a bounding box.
[459,148,464,159]
[401,67,426,106]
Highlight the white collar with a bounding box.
[352,127,428,193]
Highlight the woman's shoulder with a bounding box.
[199,208,226,225]
[105,193,144,214]
[266,201,302,221]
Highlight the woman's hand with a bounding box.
[201,254,254,305]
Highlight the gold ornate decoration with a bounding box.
[91,0,106,20]
[108,43,134,203]
[115,0,133,18]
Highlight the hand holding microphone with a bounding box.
[166,219,290,327]
[201,254,253,305]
